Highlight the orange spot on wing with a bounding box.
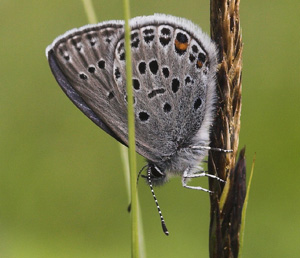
[175,40,188,51]
[197,60,203,68]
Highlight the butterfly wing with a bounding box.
[46,14,217,166]
[46,22,128,145]
[115,14,218,166]
[48,49,125,144]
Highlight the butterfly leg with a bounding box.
[182,167,212,193]
[189,145,233,153]
[185,172,225,182]
[182,167,225,192]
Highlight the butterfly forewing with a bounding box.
[47,23,130,144]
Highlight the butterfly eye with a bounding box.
[150,165,164,178]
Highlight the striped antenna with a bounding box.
[147,167,169,236]
[127,164,148,213]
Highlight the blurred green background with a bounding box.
[1,0,299,257]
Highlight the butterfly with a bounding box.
[46,14,231,235]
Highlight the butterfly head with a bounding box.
[147,163,168,186]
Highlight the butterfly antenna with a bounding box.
[137,164,149,184]
[147,167,169,236]
[127,164,148,212]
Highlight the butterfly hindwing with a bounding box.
[112,15,217,166]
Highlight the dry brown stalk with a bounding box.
[208,0,245,257]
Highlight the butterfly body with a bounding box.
[46,14,218,186]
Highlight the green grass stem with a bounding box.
[122,0,140,257]
[81,0,97,24]
[81,0,142,256]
